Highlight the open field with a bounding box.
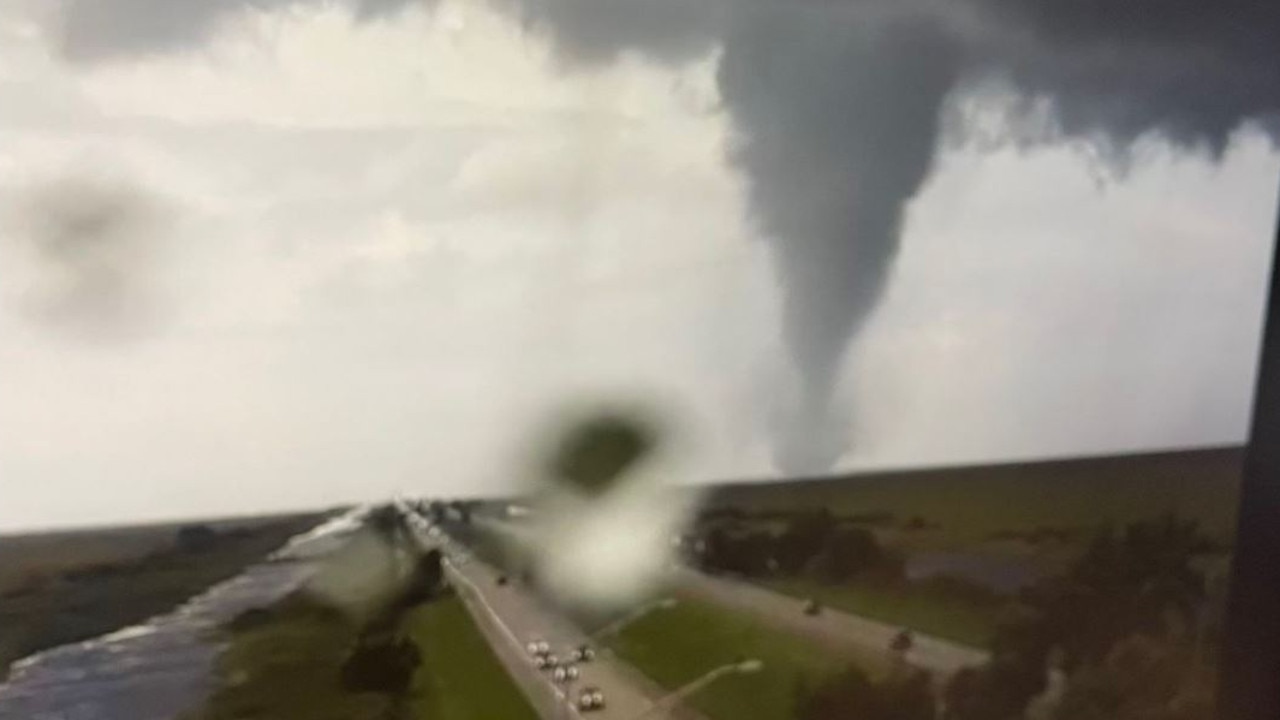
[0,512,323,679]
[188,592,537,720]
[184,594,389,720]
[608,596,882,720]
[706,447,1243,547]
[405,595,540,720]
[761,578,999,649]
[0,513,336,594]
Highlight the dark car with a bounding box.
[496,574,509,586]
[891,629,915,653]
[577,687,605,711]
[570,644,596,663]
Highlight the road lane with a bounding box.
[401,513,698,720]
[672,568,990,679]
[478,517,989,679]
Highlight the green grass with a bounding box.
[188,593,537,720]
[609,596,878,720]
[0,516,320,680]
[187,597,389,720]
[763,578,999,649]
[404,596,539,720]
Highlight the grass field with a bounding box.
[609,596,880,720]
[0,514,321,680]
[404,596,539,720]
[763,578,999,649]
[708,447,1243,547]
[187,596,390,720]
[0,513,325,595]
[189,593,536,720]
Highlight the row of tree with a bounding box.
[692,509,904,583]
[941,514,1222,720]
[784,514,1222,720]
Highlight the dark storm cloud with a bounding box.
[498,0,1280,473]
[52,0,1280,470]
[56,0,420,62]
[493,0,723,66]
[971,0,1280,155]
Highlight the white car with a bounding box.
[527,640,551,656]
[553,664,580,683]
[570,644,596,663]
[577,687,605,711]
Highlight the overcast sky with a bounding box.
[1,0,1277,531]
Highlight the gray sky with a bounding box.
[0,0,1277,531]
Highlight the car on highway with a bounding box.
[552,664,580,683]
[577,687,605,711]
[569,644,596,663]
[555,661,586,676]
[891,629,914,654]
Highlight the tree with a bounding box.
[176,523,217,553]
[797,664,936,720]
[398,549,445,608]
[943,515,1215,720]
[340,632,421,696]
[813,526,888,582]
[1054,634,1215,720]
[775,509,837,575]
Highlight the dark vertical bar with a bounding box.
[1218,183,1280,720]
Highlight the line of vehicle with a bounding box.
[443,548,585,718]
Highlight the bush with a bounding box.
[1053,634,1215,720]
[943,515,1215,720]
[797,664,936,720]
[177,524,218,553]
[812,527,888,582]
[340,634,422,696]
[775,509,838,575]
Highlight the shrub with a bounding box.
[176,524,218,553]
[797,664,936,720]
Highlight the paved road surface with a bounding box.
[479,518,989,679]
[672,569,990,678]
[401,511,693,720]
[0,509,366,720]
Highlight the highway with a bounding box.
[476,516,989,680]
[400,509,698,720]
[673,568,990,678]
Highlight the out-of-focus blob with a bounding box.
[1,172,173,340]
[522,406,701,613]
[300,505,418,620]
[546,411,657,496]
